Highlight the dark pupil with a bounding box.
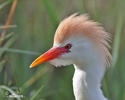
[65,44,72,49]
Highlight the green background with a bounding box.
[0,0,125,100]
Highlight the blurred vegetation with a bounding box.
[0,0,125,100]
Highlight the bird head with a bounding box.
[30,14,111,68]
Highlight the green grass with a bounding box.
[0,0,125,100]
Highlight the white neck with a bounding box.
[73,63,107,100]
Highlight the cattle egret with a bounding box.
[30,14,112,100]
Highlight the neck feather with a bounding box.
[73,62,107,100]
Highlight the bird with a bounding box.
[30,13,112,100]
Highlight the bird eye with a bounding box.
[64,44,72,49]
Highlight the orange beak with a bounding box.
[30,47,67,68]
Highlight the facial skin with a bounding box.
[49,43,73,67]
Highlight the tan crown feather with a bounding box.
[54,13,112,66]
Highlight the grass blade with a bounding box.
[30,85,45,100]
[0,0,14,10]
[0,36,17,57]
[42,0,59,25]
[112,13,123,67]
[0,47,40,55]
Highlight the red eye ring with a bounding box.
[64,44,72,49]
